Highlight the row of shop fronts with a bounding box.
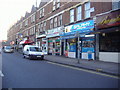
[19,9,120,63]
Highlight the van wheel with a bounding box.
[23,55,25,58]
[28,55,32,60]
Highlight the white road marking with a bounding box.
[47,62,120,79]
[0,70,4,77]
[8,88,13,90]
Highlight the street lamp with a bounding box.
[75,31,80,63]
[35,0,37,46]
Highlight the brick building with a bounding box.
[7,0,120,63]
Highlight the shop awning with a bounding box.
[19,40,34,45]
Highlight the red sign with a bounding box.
[96,9,120,29]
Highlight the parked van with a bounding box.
[23,45,44,60]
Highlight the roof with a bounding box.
[39,0,50,8]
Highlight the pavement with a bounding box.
[44,55,120,76]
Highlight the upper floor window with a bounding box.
[27,30,29,36]
[112,0,120,10]
[58,14,62,26]
[53,0,60,11]
[31,14,35,23]
[85,2,91,18]
[56,0,60,9]
[77,6,82,21]
[20,23,22,29]
[41,23,43,32]
[53,0,56,11]
[70,9,74,23]
[25,20,28,26]
[54,17,57,28]
[50,19,53,29]
[39,8,44,18]
[43,21,46,31]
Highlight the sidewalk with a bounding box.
[44,55,120,76]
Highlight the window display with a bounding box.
[82,38,95,52]
[99,31,120,52]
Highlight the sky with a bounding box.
[0,0,41,40]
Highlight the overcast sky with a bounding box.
[0,0,41,40]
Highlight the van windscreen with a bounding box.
[30,47,42,52]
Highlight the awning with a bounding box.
[19,40,34,45]
[37,34,46,38]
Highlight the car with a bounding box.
[23,45,44,60]
[0,48,1,54]
[3,46,14,53]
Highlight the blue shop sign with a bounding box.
[60,20,94,36]
[71,20,94,31]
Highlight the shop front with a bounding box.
[60,20,95,59]
[46,27,62,55]
[37,34,47,54]
[96,9,120,63]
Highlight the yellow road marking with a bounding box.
[47,62,120,79]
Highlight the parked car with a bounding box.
[0,48,1,54]
[23,45,44,60]
[3,46,14,53]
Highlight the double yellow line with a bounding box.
[47,62,120,79]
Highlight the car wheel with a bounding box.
[41,56,44,60]
[23,55,25,58]
[28,55,32,60]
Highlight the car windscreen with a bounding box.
[5,46,12,49]
[29,47,42,52]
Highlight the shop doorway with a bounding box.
[81,37,95,60]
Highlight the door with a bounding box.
[81,37,95,60]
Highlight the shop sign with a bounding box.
[96,9,120,29]
[60,20,94,36]
[60,35,76,40]
[46,27,62,38]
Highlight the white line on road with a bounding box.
[47,62,120,79]
[8,88,13,90]
[0,70,4,77]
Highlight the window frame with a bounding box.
[50,19,53,29]
[54,17,58,28]
[76,5,82,21]
[84,2,91,19]
[70,9,75,23]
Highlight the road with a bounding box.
[2,52,119,88]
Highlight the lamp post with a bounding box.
[35,0,37,46]
[75,31,80,63]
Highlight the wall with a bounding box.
[99,52,120,63]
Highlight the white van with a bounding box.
[23,45,44,60]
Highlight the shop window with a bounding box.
[99,31,120,52]
[82,38,95,53]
